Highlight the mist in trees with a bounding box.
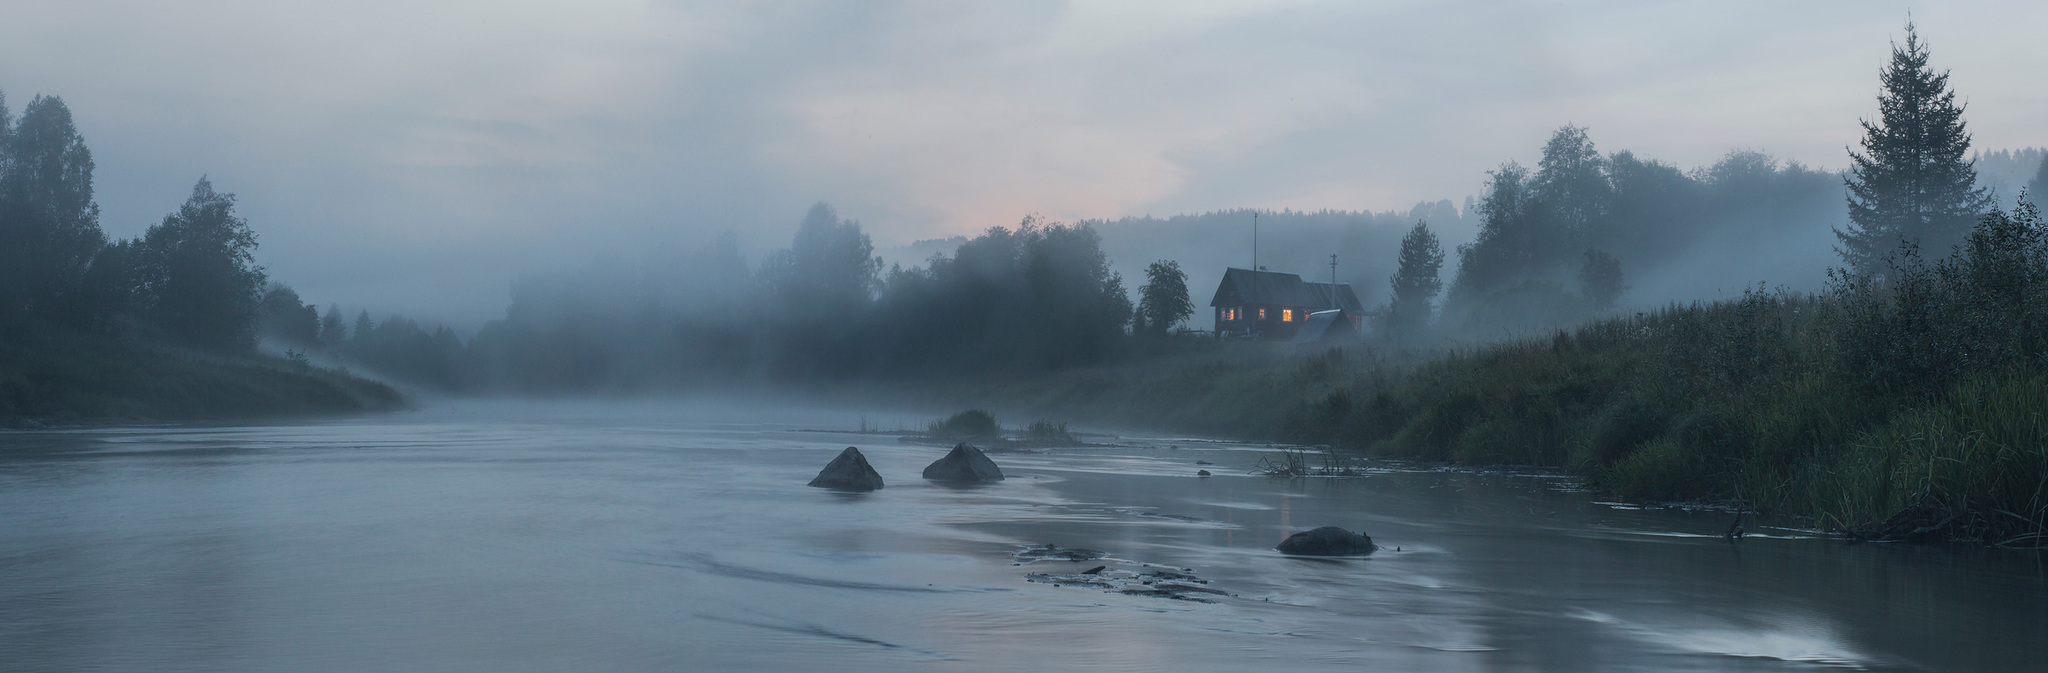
[1972,148,2045,202]
[874,217,1132,374]
[1438,125,1845,335]
[7,14,2034,399]
[1381,221,1444,341]
[1578,250,1624,310]
[328,206,1146,392]
[1134,260,1194,335]
[759,203,883,379]
[2029,155,2048,201]
[257,284,319,348]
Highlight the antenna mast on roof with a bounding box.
[1329,254,1339,308]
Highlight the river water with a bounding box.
[1,400,2042,672]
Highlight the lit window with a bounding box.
[1283,309,1294,322]
[1258,308,1267,320]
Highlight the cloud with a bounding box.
[0,0,2043,324]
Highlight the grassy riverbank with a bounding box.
[985,207,2048,546]
[0,328,404,426]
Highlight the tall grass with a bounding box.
[992,203,2048,544]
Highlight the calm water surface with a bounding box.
[1,401,2043,672]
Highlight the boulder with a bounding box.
[808,447,885,491]
[922,442,1005,483]
[1276,526,1377,556]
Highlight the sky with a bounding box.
[3,1,2045,326]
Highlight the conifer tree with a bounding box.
[1838,23,1992,274]
[1385,221,1444,338]
[320,305,348,347]
[2027,155,2048,203]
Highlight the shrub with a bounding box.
[1025,419,1074,444]
[929,409,1000,439]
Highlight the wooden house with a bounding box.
[1209,267,1365,340]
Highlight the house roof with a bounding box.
[1210,267,1364,314]
[1290,309,1359,345]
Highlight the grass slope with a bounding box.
[0,329,404,425]
[982,205,2048,545]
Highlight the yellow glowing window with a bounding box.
[1258,308,1267,320]
[1283,309,1294,322]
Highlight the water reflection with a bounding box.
[0,403,2043,672]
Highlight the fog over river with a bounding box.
[1,402,2042,672]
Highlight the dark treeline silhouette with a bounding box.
[334,205,1145,392]
[1436,130,1843,335]
[1972,147,2045,202]
[0,89,396,422]
[0,90,266,350]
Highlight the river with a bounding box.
[1,400,2042,672]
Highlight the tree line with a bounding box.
[0,87,1202,395]
[1372,24,2031,344]
[309,204,1197,391]
[0,91,268,353]
[9,20,2036,400]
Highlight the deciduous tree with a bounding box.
[138,177,265,350]
[1135,259,1192,335]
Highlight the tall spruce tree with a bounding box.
[1838,23,1992,274]
[1385,221,1444,338]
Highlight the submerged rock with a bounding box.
[922,442,1005,483]
[808,446,885,491]
[1011,544,1107,564]
[1276,526,1377,556]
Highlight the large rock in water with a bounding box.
[1276,526,1377,556]
[921,442,1005,483]
[808,447,885,491]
